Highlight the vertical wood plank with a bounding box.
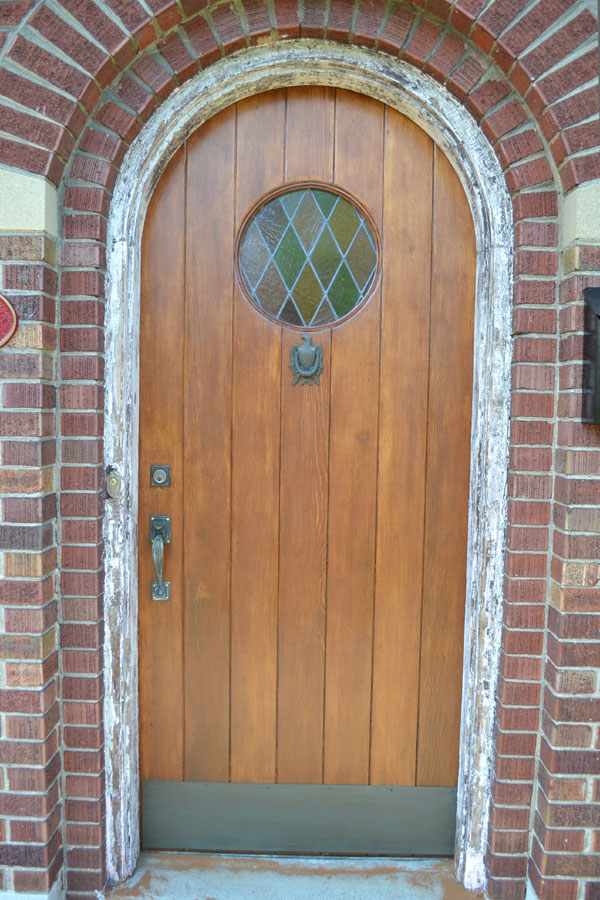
[417,147,475,786]
[323,90,384,785]
[276,87,335,784]
[139,147,185,783]
[183,108,236,782]
[370,111,434,786]
[285,85,335,184]
[230,91,286,783]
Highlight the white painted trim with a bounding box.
[103,40,513,894]
[0,167,58,237]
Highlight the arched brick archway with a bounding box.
[0,3,598,900]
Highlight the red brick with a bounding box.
[0,682,57,714]
[184,16,222,62]
[514,250,559,278]
[507,157,555,193]
[63,649,103,674]
[447,55,486,101]
[208,3,246,51]
[61,356,105,381]
[0,105,66,156]
[0,68,80,130]
[548,633,600,668]
[505,552,548,579]
[62,597,103,623]
[2,440,56,468]
[352,0,384,47]
[513,336,557,365]
[57,0,125,54]
[62,546,103,572]
[30,8,99,71]
[63,520,103,544]
[61,413,104,437]
[62,440,103,464]
[61,570,103,597]
[504,0,575,57]
[426,32,465,81]
[483,100,528,144]
[512,364,554,392]
[513,308,556,336]
[3,264,56,294]
[489,804,531,831]
[64,186,110,217]
[5,601,57,634]
[0,411,55,438]
[510,448,552,476]
[65,774,103,799]
[8,35,88,99]
[60,327,104,353]
[523,10,598,79]
[60,622,103,650]
[378,4,414,54]
[493,780,533,806]
[132,54,175,101]
[2,383,55,409]
[402,18,442,67]
[550,86,599,132]
[538,49,599,106]
[61,492,104,517]
[479,0,522,35]
[157,32,197,80]
[64,700,103,726]
[502,628,544,656]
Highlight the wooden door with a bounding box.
[138,87,475,855]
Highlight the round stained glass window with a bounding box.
[236,184,380,329]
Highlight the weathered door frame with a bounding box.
[103,40,513,893]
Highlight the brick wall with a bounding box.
[528,240,600,900]
[0,232,61,893]
[0,1,598,898]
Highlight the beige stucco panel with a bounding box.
[0,168,58,237]
[563,179,600,248]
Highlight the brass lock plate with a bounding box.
[150,465,171,487]
[150,515,171,544]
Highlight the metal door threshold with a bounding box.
[103,851,481,899]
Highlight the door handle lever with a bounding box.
[150,515,171,601]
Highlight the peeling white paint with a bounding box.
[103,40,513,894]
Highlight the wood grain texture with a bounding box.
[139,146,185,783]
[370,110,434,786]
[230,91,286,783]
[139,89,475,814]
[323,91,384,785]
[285,85,335,184]
[276,87,334,784]
[183,107,236,782]
[417,147,475,786]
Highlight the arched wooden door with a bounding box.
[138,87,475,855]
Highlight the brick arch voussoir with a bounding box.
[57,4,570,334]
[1,0,597,192]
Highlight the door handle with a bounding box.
[150,515,171,601]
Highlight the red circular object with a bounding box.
[0,293,18,349]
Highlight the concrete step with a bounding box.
[104,852,481,900]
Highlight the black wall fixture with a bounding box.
[583,287,600,424]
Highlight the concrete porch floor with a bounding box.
[103,853,482,900]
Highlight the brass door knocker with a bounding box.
[290,335,324,386]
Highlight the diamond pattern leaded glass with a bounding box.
[238,188,378,328]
